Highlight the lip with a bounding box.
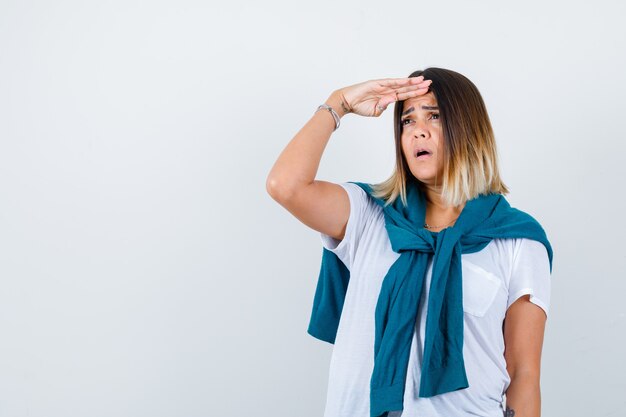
[414,147,433,160]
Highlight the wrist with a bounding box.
[325,90,351,118]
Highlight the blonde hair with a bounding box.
[371,67,509,208]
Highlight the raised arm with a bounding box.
[265,90,353,241]
[265,76,432,240]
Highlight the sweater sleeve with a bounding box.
[506,238,552,317]
[319,182,370,271]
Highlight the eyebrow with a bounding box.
[401,105,439,116]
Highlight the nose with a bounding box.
[412,119,429,138]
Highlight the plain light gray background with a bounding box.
[1,1,625,416]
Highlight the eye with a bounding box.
[400,113,440,126]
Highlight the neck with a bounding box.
[421,183,465,229]
[423,184,445,208]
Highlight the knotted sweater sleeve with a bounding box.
[506,238,552,317]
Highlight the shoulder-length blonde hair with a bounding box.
[371,67,509,208]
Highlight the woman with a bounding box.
[266,67,553,417]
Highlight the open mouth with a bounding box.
[415,149,432,159]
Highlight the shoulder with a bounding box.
[487,237,550,263]
[494,195,547,229]
[338,182,371,215]
[464,238,550,282]
[341,182,382,217]
[491,196,554,269]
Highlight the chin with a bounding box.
[410,170,438,184]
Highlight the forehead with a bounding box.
[402,92,437,111]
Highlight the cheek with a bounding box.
[400,136,411,156]
[431,132,443,152]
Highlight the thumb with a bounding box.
[377,97,396,113]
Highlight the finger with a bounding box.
[379,79,431,95]
[396,86,431,101]
[391,81,432,95]
[378,76,424,88]
[377,81,429,112]
[376,94,399,113]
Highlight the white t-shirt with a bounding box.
[318,182,551,417]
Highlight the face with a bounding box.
[400,91,445,186]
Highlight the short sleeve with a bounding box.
[319,182,370,271]
[506,238,552,317]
